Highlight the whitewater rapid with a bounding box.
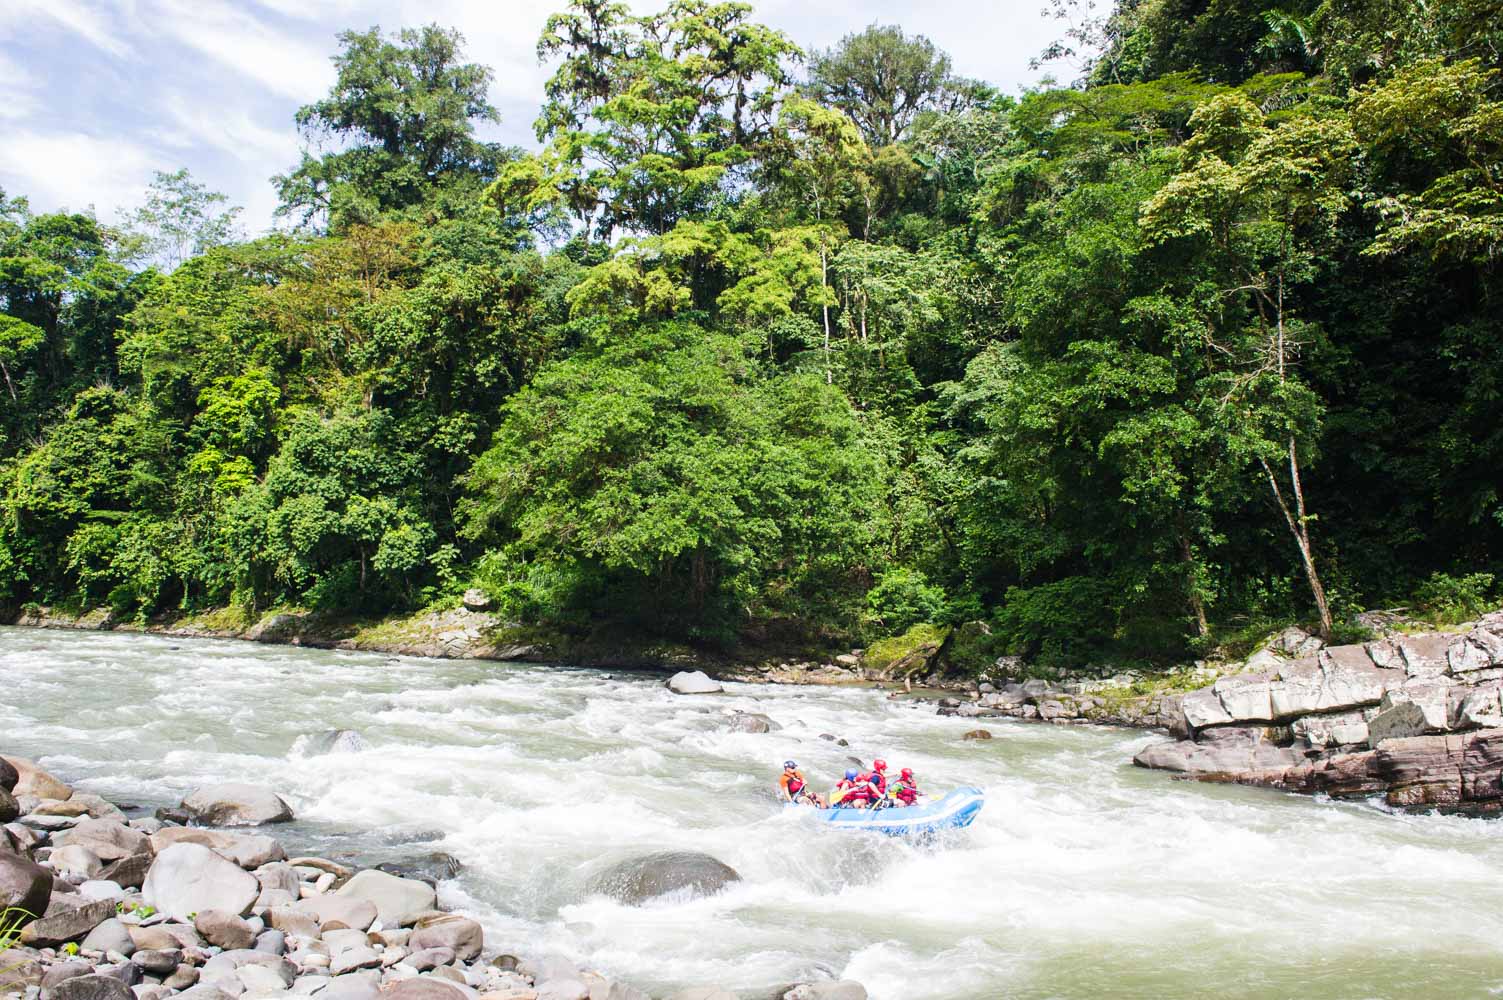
[4,627,1502,999]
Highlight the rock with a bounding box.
[1212,674,1275,722]
[41,959,95,996]
[379,980,467,1000]
[297,730,373,756]
[127,925,182,951]
[131,949,182,975]
[536,981,588,1000]
[587,851,740,905]
[664,990,739,1000]
[19,896,116,947]
[1367,700,1432,746]
[82,918,138,957]
[256,862,302,896]
[1132,733,1308,775]
[1243,648,1283,675]
[1292,710,1372,749]
[181,785,293,827]
[399,947,454,972]
[0,787,17,823]
[255,929,286,955]
[1319,648,1400,709]
[724,713,780,734]
[320,975,381,1000]
[292,894,377,931]
[962,729,992,741]
[55,820,151,864]
[1180,688,1234,730]
[408,915,482,962]
[666,671,723,695]
[50,975,136,1000]
[287,857,354,881]
[1,849,54,920]
[0,756,17,792]
[151,828,287,869]
[78,879,126,901]
[50,844,106,879]
[331,946,382,976]
[783,984,867,1000]
[98,853,153,891]
[200,950,296,991]
[1,756,73,801]
[1453,681,1503,729]
[461,588,491,612]
[142,843,261,922]
[195,909,258,950]
[335,869,436,928]
[1396,634,1453,677]
[374,853,462,888]
[162,967,200,991]
[175,987,233,1000]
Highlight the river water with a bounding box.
[4,627,1502,999]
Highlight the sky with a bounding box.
[0,0,1060,234]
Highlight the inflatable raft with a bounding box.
[804,786,985,837]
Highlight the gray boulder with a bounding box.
[20,896,116,947]
[0,756,17,792]
[40,960,94,997]
[1,849,53,920]
[784,984,868,1000]
[142,843,260,922]
[1367,700,1432,746]
[408,914,482,961]
[181,784,293,826]
[200,950,296,991]
[298,729,373,756]
[1292,710,1372,749]
[150,827,286,869]
[131,949,182,976]
[1133,735,1308,775]
[194,909,257,950]
[49,844,105,879]
[378,980,467,1000]
[1,756,73,801]
[667,671,723,695]
[97,853,153,891]
[1212,674,1274,722]
[1180,687,1233,730]
[55,819,150,863]
[0,787,17,823]
[724,713,780,734]
[587,851,741,905]
[334,869,436,928]
[1396,634,1453,677]
[291,894,377,931]
[49,975,134,1000]
[81,917,137,957]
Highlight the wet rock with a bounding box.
[1,850,55,920]
[783,984,867,1000]
[374,853,462,888]
[335,869,436,928]
[2,756,73,801]
[724,713,780,734]
[50,975,135,1000]
[195,909,257,950]
[19,896,116,947]
[408,914,482,962]
[962,729,992,741]
[150,828,286,869]
[298,730,373,756]
[142,843,260,922]
[0,755,17,792]
[1133,732,1309,775]
[667,671,723,695]
[180,784,293,827]
[292,894,377,931]
[587,851,740,905]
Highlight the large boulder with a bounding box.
[1133,734,1308,774]
[292,894,378,931]
[667,671,723,695]
[19,896,116,947]
[54,819,151,862]
[80,917,136,957]
[587,851,741,905]
[96,852,152,890]
[1292,710,1372,748]
[0,756,17,792]
[1367,700,1431,746]
[142,843,260,922]
[1396,634,1453,677]
[49,975,135,1000]
[194,909,257,950]
[408,915,482,962]
[0,850,52,920]
[1,756,73,801]
[1212,674,1274,722]
[180,784,293,826]
[1179,688,1233,730]
[150,827,286,869]
[335,869,436,928]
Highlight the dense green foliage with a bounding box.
[3,1,1501,665]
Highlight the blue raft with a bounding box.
[802,786,985,837]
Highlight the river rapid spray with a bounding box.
[3,626,1502,999]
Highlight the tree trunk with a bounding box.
[820,240,831,385]
[1259,445,1335,639]
[1179,533,1210,638]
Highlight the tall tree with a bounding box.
[118,168,243,271]
[806,24,960,147]
[275,25,510,231]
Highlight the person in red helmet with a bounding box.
[867,759,890,801]
[891,767,921,806]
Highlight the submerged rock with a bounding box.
[297,730,373,756]
[587,851,741,905]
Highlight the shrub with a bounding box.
[864,567,948,635]
[1415,571,1496,625]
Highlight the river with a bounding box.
[4,627,1502,999]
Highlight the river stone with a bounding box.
[181,785,293,827]
[82,917,137,956]
[330,945,382,976]
[40,959,95,996]
[587,851,740,905]
[298,730,373,756]
[132,949,183,975]
[378,980,466,1000]
[0,787,17,823]
[1,847,55,919]
[202,950,297,990]
[256,862,302,895]
[50,975,135,1000]
[1213,673,1275,722]
[783,984,868,1000]
[143,843,260,922]
[56,819,151,863]
[320,974,381,1000]
[98,853,153,890]
[666,671,723,695]
[176,987,234,1000]
[50,844,105,879]
[195,909,258,950]
[78,879,126,901]
[335,869,436,928]
[292,894,377,931]
[151,827,287,869]
[409,915,481,961]
[725,713,780,734]
[399,948,453,973]
[0,756,17,792]
[2,756,73,801]
[22,895,116,946]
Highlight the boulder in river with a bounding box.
[142,843,261,922]
[784,983,869,1000]
[150,827,287,868]
[408,914,483,961]
[296,729,373,756]
[724,712,780,733]
[181,783,293,826]
[667,671,723,695]
[0,849,52,921]
[963,729,993,741]
[0,755,18,792]
[587,851,741,905]
[1,755,73,801]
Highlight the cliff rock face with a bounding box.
[1134,613,1503,814]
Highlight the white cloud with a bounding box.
[0,130,156,217]
[152,0,336,101]
[5,0,135,59]
[0,52,42,121]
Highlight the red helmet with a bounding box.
[873,759,887,771]
[900,768,913,779]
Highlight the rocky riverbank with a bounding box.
[0,756,866,1000]
[1129,613,1503,814]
